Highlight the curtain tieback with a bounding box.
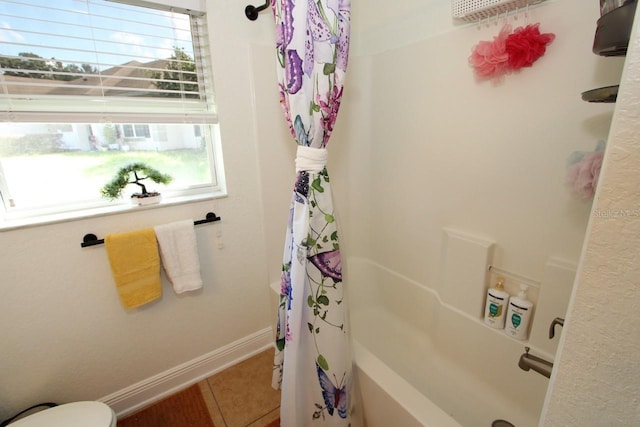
[295,146,328,173]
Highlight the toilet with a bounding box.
[7,402,116,427]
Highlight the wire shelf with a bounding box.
[452,0,548,22]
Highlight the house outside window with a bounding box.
[0,0,224,227]
[122,125,151,139]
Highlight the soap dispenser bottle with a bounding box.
[505,284,534,340]
[484,277,509,329]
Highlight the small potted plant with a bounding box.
[101,162,172,206]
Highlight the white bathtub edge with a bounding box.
[353,340,462,427]
[349,257,555,361]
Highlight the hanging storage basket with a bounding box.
[452,0,548,22]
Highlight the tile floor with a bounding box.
[198,348,280,427]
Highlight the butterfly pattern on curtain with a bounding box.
[270,0,352,425]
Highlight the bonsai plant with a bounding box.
[101,162,172,205]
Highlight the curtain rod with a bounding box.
[80,211,221,248]
[245,0,269,20]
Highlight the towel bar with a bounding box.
[81,212,221,248]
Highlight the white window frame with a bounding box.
[0,0,226,229]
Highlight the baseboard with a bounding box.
[100,327,274,417]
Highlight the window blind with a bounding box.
[0,0,216,122]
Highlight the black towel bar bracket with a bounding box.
[245,0,269,20]
[81,212,221,248]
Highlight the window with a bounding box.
[122,124,151,139]
[0,0,224,226]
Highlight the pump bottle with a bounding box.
[484,277,509,329]
[505,284,534,340]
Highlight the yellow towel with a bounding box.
[105,228,162,309]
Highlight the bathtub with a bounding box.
[353,340,460,427]
[348,258,549,427]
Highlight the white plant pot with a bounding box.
[131,193,162,206]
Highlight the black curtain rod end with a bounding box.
[245,0,270,21]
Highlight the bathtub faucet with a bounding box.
[518,347,553,378]
[549,317,564,339]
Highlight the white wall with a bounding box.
[0,0,281,418]
[343,0,639,425]
[541,4,640,425]
[250,44,297,287]
[344,0,621,293]
[333,0,632,425]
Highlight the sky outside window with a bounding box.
[0,0,194,72]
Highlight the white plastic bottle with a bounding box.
[484,277,509,329]
[505,284,534,340]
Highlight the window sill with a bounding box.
[0,190,227,232]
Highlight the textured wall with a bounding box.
[541,5,640,426]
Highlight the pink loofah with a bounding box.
[566,151,604,199]
[505,24,556,70]
[469,24,512,79]
[469,23,555,79]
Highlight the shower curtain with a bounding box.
[270,0,352,426]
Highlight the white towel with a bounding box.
[154,220,203,294]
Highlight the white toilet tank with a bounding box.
[8,402,116,427]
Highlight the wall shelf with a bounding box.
[452,0,547,22]
[582,86,619,103]
[582,1,636,103]
[593,0,637,56]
